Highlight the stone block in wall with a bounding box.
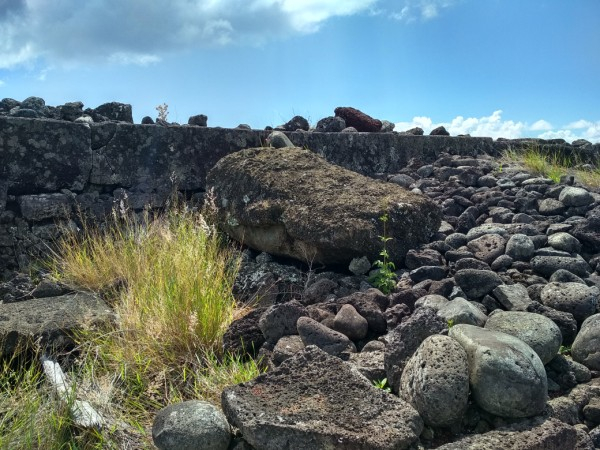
[18,193,72,221]
[0,117,92,194]
[0,183,6,212]
[90,123,265,192]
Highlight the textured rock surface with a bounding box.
[571,313,600,370]
[484,311,562,364]
[296,316,356,356]
[334,106,382,132]
[152,400,231,450]
[540,282,599,321]
[384,307,447,393]
[435,417,576,450]
[221,346,423,450]
[0,292,114,356]
[400,335,469,427]
[449,324,548,418]
[207,147,441,265]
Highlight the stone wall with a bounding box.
[1,116,598,278]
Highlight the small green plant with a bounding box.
[372,378,391,393]
[369,213,398,295]
[447,319,455,328]
[559,345,572,356]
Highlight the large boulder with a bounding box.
[540,282,599,322]
[221,345,423,450]
[384,307,447,393]
[571,313,600,370]
[400,335,469,427]
[207,147,441,265]
[449,324,548,418]
[334,107,382,132]
[484,311,562,364]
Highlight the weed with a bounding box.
[447,319,455,328]
[155,103,169,121]
[369,213,398,294]
[559,345,572,356]
[372,378,391,393]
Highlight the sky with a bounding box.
[1,0,599,143]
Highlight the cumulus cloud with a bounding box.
[530,119,552,131]
[394,111,600,143]
[0,0,377,68]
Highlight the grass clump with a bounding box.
[502,144,600,187]
[9,200,265,448]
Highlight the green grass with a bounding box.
[1,200,263,449]
[501,144,600,187]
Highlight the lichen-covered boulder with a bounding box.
[222,346,423,450]
[207,147,441,265]
[484,311,562,364]
[449,324,548,418]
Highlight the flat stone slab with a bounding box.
[207,147,442,265]
[221,345,423,450]
[0,292,114,355]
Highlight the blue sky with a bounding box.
[1,0,599,142]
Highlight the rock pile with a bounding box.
[155,150,600,449]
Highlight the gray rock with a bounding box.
[547,232,582,254]
[314,116,346,132]
[152,400,231,450]
[526,302,578,345]
[437,297,487,327]
[278,115,309,132]
[266,131,294,148]
[272,335,305,365]
[414,294,449,311]
[222,307,266,358]
[531,256,591,278]
[332,304,368,341]
[540,282,599,322]
[0,292,114,356]
[296,316,356,356]
[454,269,504,299]
[484,311,562,364]
[221,346,423,450]
[435,417,576,450]
[348,256,371,276]
[559,186,594,207]
[449,324,548,418]
[94,101,133,123]
[302,278,338,305]
[492,283,532,311]
[549,269,586,284]
[547,397,580,426]
[505,233,536,261]
[571,313,600,370]
[384,307,447,393]
[207,147,441,265]
[466,224,509,240]
[346,350,386,382]
[188,114,208,126]
[17,193,72,221]
[380,120,395,132]
[258,300,307,343]
[467,233,507,265]
[336,289,388,335]
[538,198,566,216]
[400,335,469,427]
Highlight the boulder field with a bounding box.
[2,136,600,448]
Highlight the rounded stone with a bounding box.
[485,311,562,364]
[558,186,594,207]
[332,304,368,341]
[400,335,469,427]
[540,282,599,322]
[449,324,548,418]
[505,234,535,261]
[152,400,231,450]
[571,313,600,370]
[437,297,487,327]
[547,232,582,254]
[454,269,504,299]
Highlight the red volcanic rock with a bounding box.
[334,106,382,132]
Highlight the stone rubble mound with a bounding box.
[149,149,600,449]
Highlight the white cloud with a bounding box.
[0,80,4,86]
[394,110,600,143]
[530,119,552,131]
[0,0,378,68]
[391,0,461,22]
